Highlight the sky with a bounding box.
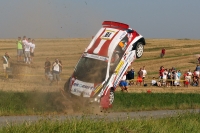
[0,0,200,39]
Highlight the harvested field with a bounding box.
[0,38,200,93]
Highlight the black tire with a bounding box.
[109,91,115,105]
[135,42,144,58]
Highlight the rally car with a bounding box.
[64,21,145,109]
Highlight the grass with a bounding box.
[112,92,200,112]
[0,113,200,132]
[1,91,200,116]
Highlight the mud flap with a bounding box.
[100,89,111,109]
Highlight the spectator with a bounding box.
[136,68,143,86]
[162,69,168,87]
[59,60,63,74]
[198,56,200,64]
[160,48,166,58]
[2,52,11,78]
[126,67,135,86]
[196,64,200,71]
[142,66,147,85]
[192,70,198,86]
[30,39,35,63]
[119,74,128,92]
[159,66,165,81]
[177,70,182,79]
[187,69,192,84]
[24,38,31,64]
[44,57,51,80]
[22,36,27,62]
[174,70,180,86]
[184,73,190,87]
[50,59,62,85]
[16,37,23,62]
[195,65,200,87]
[152,77,161,87]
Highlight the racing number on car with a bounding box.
[104,32,112,37]
[101,30,116,40]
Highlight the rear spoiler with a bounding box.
[102,21,129,30]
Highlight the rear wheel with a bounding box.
[135,42,144,58]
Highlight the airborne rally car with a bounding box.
[64,21,145,109]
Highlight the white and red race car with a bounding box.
[64,21,145,109]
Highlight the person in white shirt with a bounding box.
[174,71,180,86]
[50,59,62,85]
[151,77,161,86]
[162,69,168,86]
[30,39,36,63]
[142,66,147,85]
[187,69,192,84]
[24,38,31,64]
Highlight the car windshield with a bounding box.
[74,57,107,83]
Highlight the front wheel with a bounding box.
[135,42,144,58]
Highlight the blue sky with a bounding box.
[0,0,199,39]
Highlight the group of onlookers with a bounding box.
[44,57,63,85]
[119,66,147,92]
[17,36,35,64]
[154,65,200,87]
[119,64,200,92]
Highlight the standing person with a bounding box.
[119,74,128,92]
[44,57,51,80]
[160,48,166,58]
[159,66,165,81]
[184,73,190,87]
[30,39,35,63]
[162,69,168,87]
[2,52,11,78]
[50,59,62,85]
[187,69,192,84]
[136,68,143,86]
[22,36,27,62]
[16,37,23,62]
[195,66,200,87]
[142,66,147,85]
[24,38,31,64]
[127,67,135,85]
[59,60,63,74]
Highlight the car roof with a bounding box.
[102,21,129,30]
[85,21,129,58]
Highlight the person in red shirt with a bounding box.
[160,48,166,58]
[159,66,165,81]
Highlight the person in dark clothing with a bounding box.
[44,57,51,80]
[126,67,135,85]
